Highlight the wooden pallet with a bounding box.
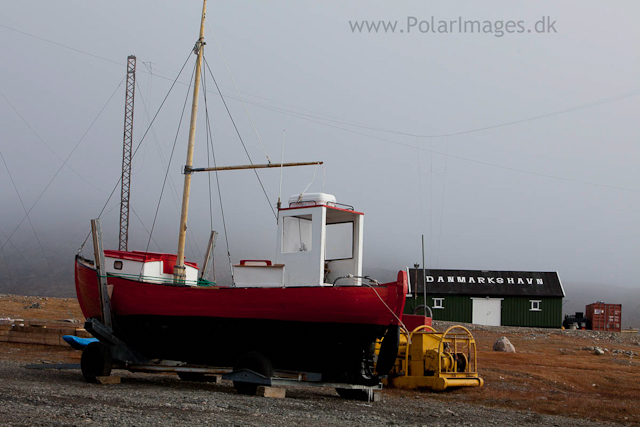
[0,323,91,346]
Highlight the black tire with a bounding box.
[81,342,113,383]
[233,351,273,395]
[177,372,206,382]
[336,388,372,401]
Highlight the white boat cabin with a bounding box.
[234,193,364,288]
[103,251,200,285]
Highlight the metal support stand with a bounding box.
[222,369,381,402]
[84,318,149,365]
[199,230,217,282]
[91,219,112,330]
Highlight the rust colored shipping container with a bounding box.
[585,302,622,332]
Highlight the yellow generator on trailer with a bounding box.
[380,323,484,390]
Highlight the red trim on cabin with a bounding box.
[278,205,364,215]
[103,250,198,271]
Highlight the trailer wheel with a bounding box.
[81,342,113,383]
[177,372,206,382]
[233,352,273,395]
[336,388,373,402]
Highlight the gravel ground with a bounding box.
[0,360,621,427]
[431,320,640,344]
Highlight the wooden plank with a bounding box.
[207,375,222,384]
[96,376,121,384]
[46,328,77,336]
[7,335,57,346]
[75,329,92,338]
[3,332,63,346]
[256,386,286,398]
[28,320,83,328]
[25,363,81,370]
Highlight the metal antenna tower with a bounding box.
[119,55,136,251]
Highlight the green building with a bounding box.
[405,269,565,328]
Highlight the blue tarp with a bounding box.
[62,335,98,350]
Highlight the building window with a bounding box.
[530,300,541,311]
[433,298,444,309]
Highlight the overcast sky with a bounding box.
[1,1,639,304]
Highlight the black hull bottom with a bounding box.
[110,315,392,384]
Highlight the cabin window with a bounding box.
[282,215,313,253]
[530,300,541,311]
[325,222,354,260]
[433,298,444,309]
[113,261,123,270]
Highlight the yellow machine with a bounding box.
[380,325,483,390]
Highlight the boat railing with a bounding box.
[104,272,216,287]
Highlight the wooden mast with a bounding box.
[174,0,207,282]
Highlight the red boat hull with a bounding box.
[75,256,406,326]
[74,255,407,381]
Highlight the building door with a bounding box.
[472,298,502,326]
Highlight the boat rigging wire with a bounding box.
[78,50,195,254]
[277,130,286,210]
[203,57,277,219]
[130,206,162,251]
[5,25,640,192]
[4,22,640,143]
[204,79,215,235]
[0,23,122,67]
[134,79,201,258]
[334,275,411,342]
[202,71,234,283]
[3,23,638,213]
[97,198,163,251]
[206,19,272,164]
[429,139,433,267]
[0,90,108,196]
[0,78,124,254]
[283,116,640,193]
[435,137,450,268]
[0,227,19,285]
[300,163,319,197]
[143,61,197,260]
[0,151,50,268]
[415,137,426,268]
[0,226,28,265]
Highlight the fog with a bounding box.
[1,1,639,324]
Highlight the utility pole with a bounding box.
[119,55,136,251]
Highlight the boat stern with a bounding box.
[74,255,102,319]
